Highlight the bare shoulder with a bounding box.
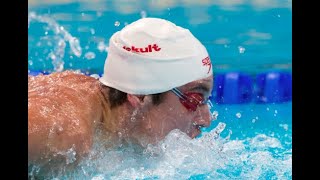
[28,70,99,91]
[28,70,104,164]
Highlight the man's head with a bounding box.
[99,18,213,144]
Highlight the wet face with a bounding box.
[134,76,214,144]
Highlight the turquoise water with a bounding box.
[28,0,292,74]
[28,0,292,179]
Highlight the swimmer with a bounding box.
[28,18,214,168]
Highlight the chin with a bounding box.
[190,128,201,139]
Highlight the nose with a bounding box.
[194,104,212,127]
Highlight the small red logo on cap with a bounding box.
[202,56,212,74]
[123,44,161,53]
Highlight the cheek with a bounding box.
[148,94,195,135]
[162,103,194,131]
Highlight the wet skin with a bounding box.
[28,70,213,165]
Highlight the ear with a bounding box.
[127,94,153,108]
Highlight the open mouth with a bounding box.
[193,121,206,130]
[196,125,204,130]
[190,124,205,138]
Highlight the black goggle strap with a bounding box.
[172,88,203,104]
[171,88,187,100]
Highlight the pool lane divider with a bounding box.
[28,70,292,104]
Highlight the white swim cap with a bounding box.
[99,18,212,95]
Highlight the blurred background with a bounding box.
[28,0,292,75]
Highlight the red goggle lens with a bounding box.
[179,92,205,112]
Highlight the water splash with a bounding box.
[28,12,82,72]
[56,144,77,165]
[35,121,291,179]
[211,110,219,121]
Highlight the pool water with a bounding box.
[28,0,292,179]
[28,102,292,179]
[28,0,292,74]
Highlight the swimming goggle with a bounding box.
[171,88,211,112]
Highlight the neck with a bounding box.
[97,85,156,147]
[98,84,136,140]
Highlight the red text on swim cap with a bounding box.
[202,56,212,74]
[122,44,161,53]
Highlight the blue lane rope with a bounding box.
[28,70,292,104]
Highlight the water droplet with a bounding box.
[55,63,64,72]
[69,38,82,57]
[279,124,288,131]
[85,52,96,60]
[238,46,245,54]
[211,111,219,121]
[114,21,120,27]
[74,69,82,74]
[90,74,100,79]
[140,10,147,18]
[90,28,95,35]
[277,14,281,17]
[97,41,107,52]
[252,119,256,123]
[236,112,241,118]
[44,31,48,35]
[28,60,33,66]
[49,53,56,60]
[81,12,85,17]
